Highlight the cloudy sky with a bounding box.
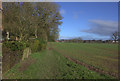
[57,2,118,40]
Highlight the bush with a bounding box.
[31,38,47,53]
[2,46,23,73]
[2,40,31,73]
[31,40,39,52]
[22,41,30,47]
[3,41,26,51]
[3,38,47,52]
[39,40,47,50]
[10,36,16,41]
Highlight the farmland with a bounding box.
[3,42,118,79]
[52,42,118,76]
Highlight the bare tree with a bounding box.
[111,31,119,43]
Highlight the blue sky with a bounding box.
[57,2,118,40]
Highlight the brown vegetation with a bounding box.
[2,47,23,73]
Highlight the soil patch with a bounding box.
[19,57,36,72]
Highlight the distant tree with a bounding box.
[111,31,119,43]
[70,37,82,43]
[76,37,82,40]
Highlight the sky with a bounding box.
[57,2,118,40]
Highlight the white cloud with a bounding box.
[82,19,118,36]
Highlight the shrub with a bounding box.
[25,41,30,47]
[2,46,23,73]
[31,38,47,53]
[22,41,30,47]
[3,41,26,51]
[10,36,16,41]
[31,40,39,52]
[38,40,47,50]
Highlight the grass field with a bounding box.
[3,42,118,79]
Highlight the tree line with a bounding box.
[2,2,63,42]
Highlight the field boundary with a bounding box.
[63,55,118,78]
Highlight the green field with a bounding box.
[3,42,118,79]
[52,42,118,75]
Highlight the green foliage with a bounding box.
[31,39,47,53]
[10,36,16,41]
[31,40,39,52]
[3,40,31,51]
[3,41,26,51]
[23,41,30,47]
[37,38,47,50]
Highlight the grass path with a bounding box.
[3,43,113,79]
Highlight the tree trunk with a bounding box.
[16,36,18,41]
[35,27,37,38]
[6,31,9,40]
